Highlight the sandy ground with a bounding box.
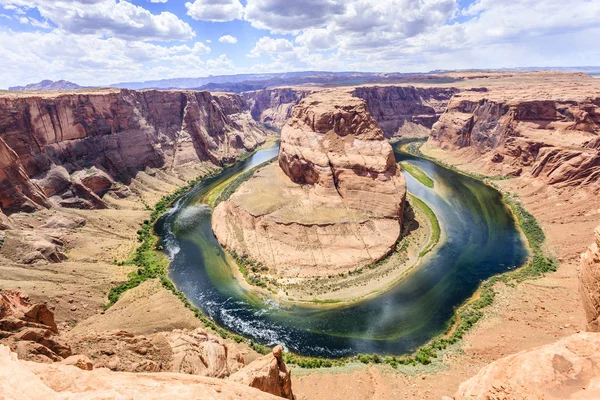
[293,144,591,400]
[0,162,256,354]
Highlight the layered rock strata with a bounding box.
[0,89,270,213]
[353,86,458,137]
[429,74,600,188]
[213,91,406,276]
[244,88,312,130]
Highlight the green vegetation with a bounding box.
[408,194,441,257]
[105,168,220,309]
[399,140,511,182]
[106,137,558,371]
[230,250,269,288]
[400,161,434,188]
[280,146,558,369]
[212,159,274,208]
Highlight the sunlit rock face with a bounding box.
[213,91,406,277]
[0,90,269,213]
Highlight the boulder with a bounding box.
[229,345,293,400]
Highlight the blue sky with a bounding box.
[0,0,599,88]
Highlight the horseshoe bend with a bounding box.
[2,4,600,397]
[212,91,407,280]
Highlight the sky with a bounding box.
[0,0,599,88]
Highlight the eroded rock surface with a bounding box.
[0,89,270,213]
[230,345,293,400]
[580,226,600,332]
[0,344,281,400]
[428,73,600,188]
[353,86,458,138]
[455,332,600,399]
[0,291,71,363]
[213,91,406,276]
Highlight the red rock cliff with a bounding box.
[0,90,270,213]
[353,86,458,138]
[429,82,600,188]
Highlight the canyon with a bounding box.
[212,90,406,278]
[1,71,600,399]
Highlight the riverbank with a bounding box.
[291,140,591,399]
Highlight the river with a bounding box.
[154,143,528,357]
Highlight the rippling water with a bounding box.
[154,144,528,357]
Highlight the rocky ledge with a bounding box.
[212,91,406,277]
[428,72,600,188]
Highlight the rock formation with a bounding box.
[244,88,312,130]
[213,90,406,276]
[0,291,71,363]
[0,344,282,400]
[428,73,600,187]
[455,332,600,399]
[581,225,600,332]
[0,89,270,213]
[353,86,458,138]
[230,345,293,400]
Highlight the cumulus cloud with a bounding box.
[219,34,238,44]
[0,0,194,41]
[248,36,294,58]
[185,0,243,22]
[245,0,344,33]
[295,28,337,51]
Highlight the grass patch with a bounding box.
[407,194,440,257]
[105,168,221,309]
[400,161,434,188]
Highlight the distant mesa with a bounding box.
[9,79,82,91]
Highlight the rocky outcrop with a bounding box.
[213,91,406,276]
[353,86,458,138]
[243,88,312,130]
[230,345,293,400]
[0,291,71,363]
[0,344,281,400]
[278,91,405,218]
[429,84,600,188]
[161,328,245,377]
[68,327,245,376]
[455,332,600,399]
[0,89,270,213]
[580,226,600,332]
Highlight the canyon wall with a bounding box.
[429,87,600,188]
[243,86,457,137]
[243,88,312,130]
[581,226,600,332]
[353,86,458,138]
[0,90,270,213]
[213,90,406,276]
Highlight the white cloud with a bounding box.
[248,36,294,58]
[185,0,243,22]
[295,28,337,51]
[245,0,344,33]
[0,0,194,41]
[218,34,237,44]
[151,0,168,3]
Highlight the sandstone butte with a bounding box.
[3,72,600,399]
[212,90,407,277]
